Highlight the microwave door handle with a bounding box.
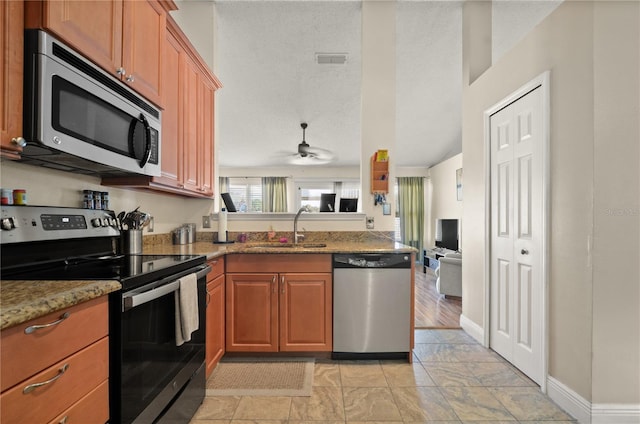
[122,280,180,312]
[139,114,152,168]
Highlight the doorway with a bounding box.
[485,72,549,388]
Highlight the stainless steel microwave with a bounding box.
[21,30,161,177]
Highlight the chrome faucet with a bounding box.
[294,205,311,244]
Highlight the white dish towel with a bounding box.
[175,273,199,346]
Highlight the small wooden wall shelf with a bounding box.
[370,153,389,194]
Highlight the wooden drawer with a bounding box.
[226,254,331,273]
[1,296,108,392]
[1,337,109,424]
[48,379,109,424]
[207,256,225,280]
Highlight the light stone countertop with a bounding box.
[142,240,416,258]
[1,239,416,330]
[1,280,121,330]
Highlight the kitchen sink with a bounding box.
[246,243,327,249]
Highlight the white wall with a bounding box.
[360,1,396,232]
[170,0,215,71]
[462,0,639,407]
[427,153,462,247]
[0,161,215,235]
[591,0,640,404]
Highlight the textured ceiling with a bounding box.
[213,1,561,169]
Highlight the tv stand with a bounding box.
[423,247,458,273]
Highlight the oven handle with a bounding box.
[122,265,211,311]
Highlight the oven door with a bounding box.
[110,265,209,424]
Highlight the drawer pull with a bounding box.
[59,416,68,424]
[23,363,69,394]
[24,312,70,334]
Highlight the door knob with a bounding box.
[521,249,529,255]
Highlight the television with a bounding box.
[339,198,358,212]
[435,219,459,251]
[220,193,237,212]
[319,193,336,212]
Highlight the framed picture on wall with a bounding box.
[456,168,463,201]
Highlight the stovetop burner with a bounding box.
[2,254,206,291]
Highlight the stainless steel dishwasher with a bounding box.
[332,253,412,359]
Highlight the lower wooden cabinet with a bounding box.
[0,297,109,423]
[225,254,333,352]
[206,257,225,377]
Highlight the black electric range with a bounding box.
[1,205,209,424]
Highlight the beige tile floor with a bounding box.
[191,329,576,423]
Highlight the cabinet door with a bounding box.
[121,0,164,106]
[279,273,333,352]
[198,75,216,196]
[226,273,278,352]
[181,55,199,192]
[0,0,23,158]
[41,0,123,79]
[206,274,225,377]
[154,29,182,188]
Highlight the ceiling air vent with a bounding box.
[316,53,348,65]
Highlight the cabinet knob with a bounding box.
[116,67,126,76]
[11,137,26,147]
[126,75,135,83]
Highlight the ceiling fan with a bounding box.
[281,123,334,165]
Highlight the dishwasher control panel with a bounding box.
[333,253,411,268]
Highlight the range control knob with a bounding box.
[1,218,16,230]
[91,218,102,228]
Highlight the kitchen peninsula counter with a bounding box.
[143,240,416,259]
[1,239,415,330]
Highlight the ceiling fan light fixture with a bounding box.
[278,122,335,165]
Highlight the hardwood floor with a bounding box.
[415,268,462,328]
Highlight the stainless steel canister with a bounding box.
[124,229,143,254]
[172,227,188,245]
[185,223,196,243]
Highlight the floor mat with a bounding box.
[205,357,315,396]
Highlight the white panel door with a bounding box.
[490,86,543,385]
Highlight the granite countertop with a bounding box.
[1,280,121,331]
[1,237,415,330]
[142,240,416,259]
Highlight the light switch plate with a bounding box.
[202,215,211,228]
[366,216,374,229]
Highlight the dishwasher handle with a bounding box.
[332,253,412,269]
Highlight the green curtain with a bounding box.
[397,177,425,257]
[262,177,288,212]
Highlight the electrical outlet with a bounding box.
[147,216,154,233]
[202,215,211,228]
[366,216,374,229]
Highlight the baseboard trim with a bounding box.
[547,376,640,424]
[592,403,640,424]
[459,313,484,344]
[547,376,592,423]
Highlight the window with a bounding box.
[295,180,361,212]
[227,178,262,212]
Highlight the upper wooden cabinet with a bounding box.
[0,0,24,159]
[25,0,166,106]
[102,15,221,198]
